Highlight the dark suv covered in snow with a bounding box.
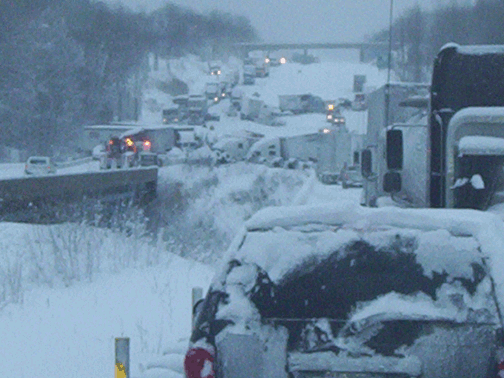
[185,202,504,378]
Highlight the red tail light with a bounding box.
[497,358,504,378]
[184,347,214,378]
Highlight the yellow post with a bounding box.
[115,337,130,378]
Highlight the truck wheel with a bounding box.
[342,181,348,189]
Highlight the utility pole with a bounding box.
[387,0,394,84]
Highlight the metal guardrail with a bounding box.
[54,156,93,168]
[0,167,158,221]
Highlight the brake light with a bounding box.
[143,140,151,151]
[184,347,214,378]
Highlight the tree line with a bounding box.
[371,0,504,83]
[0,0,257,157]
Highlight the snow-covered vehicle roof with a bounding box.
[212,200,504,326]
[211,136,249,151]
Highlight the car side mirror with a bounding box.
[386,129,403,170]
[383,171,402,193]
[361,149,372,178]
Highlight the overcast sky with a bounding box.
[109,0,475,43]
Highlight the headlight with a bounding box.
[217,70,221,75]
[280,57,287,64]
[327,114,333,120]
[214,97,219,102]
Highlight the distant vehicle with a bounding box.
[291,51,319,64]
[81,124,136,155]
[212,135,260,165]
[243,64,256,85]
[186,201,504,378]
[218,81,230,99]
[209,67,221,76]
[316,127,353,184]
[338,97,352,109]
[279,94,325,114]
[204,82,222,103]
[327,113,345,125]
[162,106,180,124]
[171,95,189,122]
[120,125,180,166]
[340,163,363,188]
[247,132,323,168]
[208,60,221,76]
[255,60,270,77]
[325,102,345,125]
[187,95,208,125]
[240,97,263,121]
[92,144,106,160]
[230,87,243,111]
[100,136,128,169]
[25,156,57,175]
[351,92,367,111]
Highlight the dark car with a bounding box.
[185,202,504,378]
[340,164,363,188]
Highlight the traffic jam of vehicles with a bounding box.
[180,43,504,378]
[17,41,504,378]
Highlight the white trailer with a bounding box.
[278,94,325,114]
[316,128,353,183]
[246,132,325,168]
[212,134,262,164]
[240,97,264,121]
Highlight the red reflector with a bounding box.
[497,358,504,372]
[184,348,214,378]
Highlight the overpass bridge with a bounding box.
[232,41,394,62]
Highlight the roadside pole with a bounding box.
[192,287,203,329]
[115,337,130,378]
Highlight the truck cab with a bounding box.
[379,44,504,210]
[162,106,180,124]
[361,82,430,207]
[187,95,208,125]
